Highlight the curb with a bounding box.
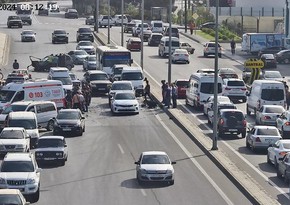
[0,33,9,66]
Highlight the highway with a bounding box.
[0,4,253,205]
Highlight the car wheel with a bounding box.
[169,180,174,185]
[255,118,260,125]
[60,159,65,166]
[246,105,251,115]
[218,54,222,58]
[32,187,40,203]
[190,50,194,54]
[277,166,283,178]
[208,119,211,124]
[274,156,278,167]
[203,53,207,57]
[251,145,256,152]
[242,97,247,103]
[267,153,271,164]
[46,120,54,131]
[246,140,251,149]
[284,59,290,64]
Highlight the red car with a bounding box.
[175,79,188,98]
[126,37,141,51]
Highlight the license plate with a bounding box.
[98,88,105,90]
[229,129,237,131]
[181,88,186,90]
[44,158,54,160]
[63,128,71,131]
[265,139,273,143]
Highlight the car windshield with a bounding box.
[121,72,143,80]
[88,56,96,61]
[37,139,64,148]
[22,31,34,35]
[2,105,27,114]
[165,41,180,47]
[200,83,222,94]
[0,130,24,139]
[0,194,22,204]
[89,74,108,81]
[1,161,34,172]
[111,83,132,90]
[9,119,37,129]
[115,93,135,100]
[141,154,170,164]
[264,72,282,78]
[54,30,66,34]
[69,74,77,80]
[52,77,72,85]
[79,42,92,46]
[57,111,79,120]
[261,89,284,101]
[0,90,16,103]
[223,111,244,121]
[152,35,162,40]
[227,81,245,86]
[262,54,275,59]
[75,50,87,55]
[264,107,284,113]
[256,128,279,136]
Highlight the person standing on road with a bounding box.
[286,85,290,109]
[144,78,151,103]
[161,80,166,104]
[230,39,236,55]
[13,59,19,69]
[165,83,172,108]
[171,83,178,108]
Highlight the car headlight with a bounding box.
[36,152,43,156]
[167,169,173,174]
[16,144,25,148]
[56,152,63,156]
[27,178,36,184]
[0,178,6,184]
[140,168,147,174]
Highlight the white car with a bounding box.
[83,55,97,71]
[267,139,290,167]
[0,127,30,155]
[261,71,284,82]
[276,110,290,138]
[35,136,68,166]
[110,92,139,114]
[76,41,95,55]
[138,29,152,42]
[256,105,285,126]
[133,23,150,37]
[203,42,222,58]
[108,81,134,106]
[21,30,36,42]
[203,96,231,116]
[171,49,190,64]
[208,102,237,124]
[135,151,176,185]
[246,126,282,152]
[0,153,41,203]
[0,189,30,205]
[222,78,247,102]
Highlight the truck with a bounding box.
[241,33,290,55]
[98,15,114,28]
[16,3,32,25]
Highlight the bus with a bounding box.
[95,45,133,74]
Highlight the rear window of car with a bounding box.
[261,89,284,101]
[78,28,92,33]
[153,23,162,27]
[208,43,221,47]
[223,111,244,121]
[264,107,284,113]
[165,41,180,47]
[176,81,188,87]
[256,128,279,136]
[227,81,245,86]
[152,35,162,40]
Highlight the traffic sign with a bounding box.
[244,58,264,69]
[192,13,199,20]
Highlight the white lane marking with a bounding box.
[222,141,289,199]
[155,114,234,205]
[117,144,124,154]
[140,189,147,196]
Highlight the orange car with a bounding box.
[126,37,141,51]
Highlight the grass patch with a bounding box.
[196,30,215,41]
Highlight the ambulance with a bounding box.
[0,79,66,112]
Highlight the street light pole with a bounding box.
[107,0,111,44]
[94,0,99,32]
[121,0,124,46]
[168,0,172,84]
[184,0,187,32]
[286,0,289,37]
[212,0,219,151]
[141,0,144,69]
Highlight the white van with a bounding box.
[158,36,180,57]
[120,66,144,96]
[150,20,163,33]
[48,67,72,91]
[0,79,66,112]
[246,80,286,115]
[186,73,223,109]
[0,101,57,131]
[6,112,39,148]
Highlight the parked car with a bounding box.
[76,41,95,55]
[222,78,247,102]
[83,55,97,70]
[68,50,89,65]
[175,79,188,99]
[35,136,68,166]
[171,49,190,64]
[277,152,290,183]
[218,68,238,79]
[203,42,222,58]
[217,109,247,138]
[110,92,139,115]
[85,16,95,25]
[134,151,176,185]
[275,50,290,64]
[52,29,68,44]
[180,42,195,54]
[260,54,277,68]
[246,125,282,152]
[267,139,290,167]
[21,30,36,42]
[148,33,163,46]
[258,46,286,58]
[126,37,141,51]
[256,105,285,125]
[65,9,78,19]
[53,109,85,136]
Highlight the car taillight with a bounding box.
[279,151,287,156]
[263,116,271,120]
[255,137,261,142]
[243,120,247,127]
[241,88,247,91]
[219,119,224,125]
[285,122,290,126]
[174,54,179,56]
[225,87,231,90]
[185,54,189,57]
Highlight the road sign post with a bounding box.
[244,58,264,84]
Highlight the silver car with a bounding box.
[135,151,176,185]
[267,139,290,167]
[21,30,36,42]
[256,105,285,125]
[246,126,282,152]
[76,41,95,55]
[83,55,97,71]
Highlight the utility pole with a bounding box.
[286,0,289,37]
[141,0,144,69]
[185,0,187,32]
[107,0,111,44]
[168,0,172,84]
[94,0,99,32]
[121,0,124,46]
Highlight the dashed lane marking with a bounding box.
[117,144,124,154]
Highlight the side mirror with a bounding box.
[134,161,139,165]
[36,168,42,173]
[64,144,67,147]
[81,116,85,119]
[171,161,176,165]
